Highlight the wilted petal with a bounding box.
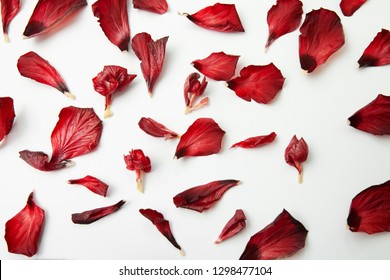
[231,132,277,149]
[184,73,208,113]
[133,0,168,14]
[358,29,390,68]
[72,200,126,224]
[340,0,367,17]
[192,52,240,81]
[0,97,16,143]
[215,209,246,244]
[124,149,151,193]
[138,117,179,140]
[1,0,20,41]
[284,135,308,183]
[68,175,109,197]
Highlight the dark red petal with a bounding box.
[174,118,225,159]
[173,179,240,213]
[348,94,390,135]
[299,8,345,73]
[0,97,16,142]
[72,200,125,224]
[240,209,308,260]
[138,117,179,140]
[68,175,109,197]
[92,0,130,51]
[227,64,285,104]
[19,150,64,171]
[1,0,20,41]
[133,0,168,14]
[358,29,390,67]
[5,192,45,257]
[131,33,168,95]
[192,52,240,81]
[347,180,390,234]
[139,208,183,253]
[17,51,73,99]
[266,0,303,49]
[340,0,367,17]
[215,209,246,244]
[284,135,308,183]
[23,0,87,38]
[181,3,244,33]
[231,132,277,149]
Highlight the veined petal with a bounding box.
[68,175,109,197]
[0,97,16,142]
[1,0,20,41]
[340,0,367,17]
[192,52,240,81]
[138,117,179,140]
[215,209,246,244]
[358,29,390,67]
[133,0,168,14]
[72,200,126,224]
[284,135,308,183]
[231,132,277,149]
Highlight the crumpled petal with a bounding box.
[184,73,208,114]
[124,149,151,193]
[340,0,367,17]
[0,97,16,143]
[1,0,20,41]
[68,175,109,197]
[133,0,168,14]
[72,200,126,224]
[231,132,277,149]
[138,117,179,140]
[192,52,240,81]
[284,135,308,183]
[358,29,390,68]
[215,209,246,244]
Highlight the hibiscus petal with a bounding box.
[347,180,390,234]
[231,132,277,149]
[180,3,244,32]
[284,135,308,183]
[184,73,208,114]
[5,192,45,257]
[124,149,151,193]
[68,175,109,197]
[23,0,87,38]
[1,0,20,41]
[266,0,303,49]
[0,97,16,143]
[240,209,308,260]
[92,0,130,51]
[358,29,390,67]
[133,0,168,14]
[139,208,183,254]
[348,94,390,135]
[138,117,179,140]
[192,52,240,81]
[299,8,345,73]
[340,0,367,17]
[174,118,225,159]
[227,63,285,104]
[17,51,74,99]
[173,179,240,213]
[72,200,125,224]
[215,209,246,244]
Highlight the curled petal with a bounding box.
[0,97,16,142]
[184,73,208,113]
[1,0,20,41]
[340,0,367,17]
[215,209,246,244]
[68,175,109,197]
[124,149,151,193]
[240,209,308,260]
[192,52,240,81]
[138,117,179,140]
[231,132,277,149]
[72,200,126,224]
[284,135,308,183]
[133,0,168,14]
[358,29,390,68]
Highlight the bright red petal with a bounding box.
[299,8,345,73]
[174,118,225,159]
[215,209,246,244]
[173,179,240,213]
[0,97,16,142]
[227,63,285,104]
[240,209,308,260]
[23,0,87,38]
[340,0,367,16]
[17,51,73,98]
[284,135,308,183]
[139,208,183,253]
[182,3,244,32]
[266,0,303,49]
[358,29,390,67]
[348,94,390,135]
[72,200,126,224]
[1,0,20,41]
[68,175,109,197]
[92,0,130,51]
[5,192,45,257]
[231,132,277,149]
[138,117,179,140]
[192,52,240,81]
[124,149,151,193]
[133,0,168,14]
[347,180,390,234]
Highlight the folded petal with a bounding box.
[340,0,367,17]
[358,29,390,67]
[124,149,151,193]
[284,135,308,183]
[72,200,125,224]
[0,97,16,142]
[192,52,240,81]
[1,0,20,41]
[133,0,168,14]
[215,209,246,244]
[68,175,109,197]
[231,132,277,149]
[138,117,179,140]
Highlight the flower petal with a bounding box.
[72,200,126,224]
[215,209,246,244]
[231,132,277,149]
[284,135,308,183]
[192,52,240,81]
[68,175,109,197]
[0,97,16,143]
[340,0,367,17]
[124,149,151,193]
[1,0,20,41]
[133,0,168,14]
[358,29,390,67]
[138,117,179,140]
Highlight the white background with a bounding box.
[0,0,389,260]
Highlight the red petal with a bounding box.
[133,0,168,14]
[340,0,367,16]
[19,106,103,171]
[231,132,277,149]
[184,73,208,113]
[266,0,303,49]
[284,135,308,183]
[240,209,308,260]
[1,0,20,41]
[68,175,109,197]
[23,0,87,38]
[215,209,246,244]
[17,51,73,98]
[5,192,45,257]
[192,52,240,81]
[181,3,244,32]
[124,149,151,193]
[174,118,225,159]
[347,180,390,234]
[227,63,285,104]
[299,8,345,73]
[92,0,130,51]
[139,208,183,253]
[138,117,179,140]
[0,97,16,142]
[173,179,240,213]
[131,32,168,95]
[72,200,125,224]
[348,94,390,135]
[358,29,390,67]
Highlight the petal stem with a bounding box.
[64,91,76,100]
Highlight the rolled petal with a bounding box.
[0,97,16,142]
[133,0,168,14]
[358,29,390,68]
[215,209,246,244]
[138,117,179,140]
[231,132,277,149]
[284,135,308,183]
[340,0,367,17]
[68,175,109,197]
[1,0,20,41]
[72,200,126,224]
[192,52,240,81]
